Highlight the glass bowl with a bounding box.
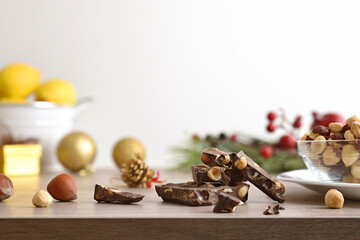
[297,139,360,182]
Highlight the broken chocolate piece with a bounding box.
[192,165,230,186]
[94,184,144,204]
[200,148,285,203]
[225,166,247,183]
[201,148,232,167]
[155,182,249,206]
[236,151,285,203]
[263,206,273,215]
[213,192,241,213]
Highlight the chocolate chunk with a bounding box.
[155,182,249,206]
[200,148,285,203]
[236,151,285,203]
[273,204,280,214]
[94,184,144,204]
[272,204,285,214]
[225,165,247,183]
[312,126,330,137]
[192,165,230,186]
[201,148,231,167]
[340,124,350,134]
[213,192,241,213]
[263,204,285,215]
[263,206,273,215]
[330,133,344,140]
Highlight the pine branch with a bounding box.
[170,134,305,173]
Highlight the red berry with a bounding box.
[279,135,296,148]
[267,112,277,121]
[266,123,276,132]
[293,115,302,128]
[260,146,274,158]
[230,134,238,142]
[192,134,200,141]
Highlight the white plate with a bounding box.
[278,169,360,200]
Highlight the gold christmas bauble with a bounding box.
[57,131,96,172]
[113,137,146,168]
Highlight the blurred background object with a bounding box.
[57,131,96,174]
[0,0,359,169]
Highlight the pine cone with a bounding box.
[121,158,153,188]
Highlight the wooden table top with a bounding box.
[1,169,360,239]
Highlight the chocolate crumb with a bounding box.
[263,204,285,215]
[273,204,280,214]
[272,204,285,214]
[263,206,273,215]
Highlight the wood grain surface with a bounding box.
[1,169,360,239]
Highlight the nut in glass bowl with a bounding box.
[297,139,360,182]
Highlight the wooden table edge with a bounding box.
[1,218,359,239]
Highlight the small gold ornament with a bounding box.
[57,131,96,173]
[112,137,146,168]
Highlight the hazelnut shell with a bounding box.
[0,173,14,201]
[47,173,79,201]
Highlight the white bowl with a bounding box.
[0,97,92,172]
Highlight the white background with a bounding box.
[1,0,360,168]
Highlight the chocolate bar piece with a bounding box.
[201,148,233,167]
[155,182,249,206]
[94,184,145,204]
[200,148,285,203]
[235,151,285,203]
[213,192,241,213]
[191,165,230,185]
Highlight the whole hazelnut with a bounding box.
[351,160,360,179]
[351,122,360,138]
[0,173,14,201]
[323,146,341,166]
[329,122,344,133]
[344,130,355,141]
[324,189,344,209]
[47,173,79,201]
[32,189,53,207]
[301,132,310,141]
[346,115,360,127]
[342,144,359,166]
[310,135,327,154]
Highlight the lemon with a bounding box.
[36,78,77,105]
[0,63,41,98]
[0,97,29,104]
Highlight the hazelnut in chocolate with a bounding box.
[191,165,230,186]
[94,184,144,204]
[155,182,249,206]
[200,147,285,203]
